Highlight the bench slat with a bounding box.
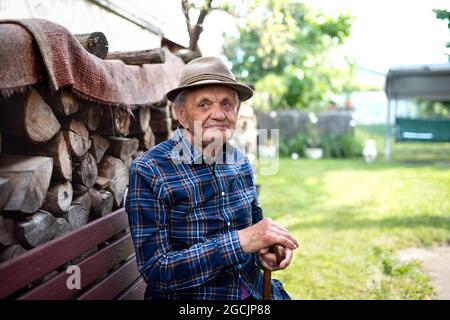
[0,208,129,299]
[77,256,140,300]
[117,277,146,300]
[18,233,135,300]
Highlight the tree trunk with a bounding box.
[0,214,17,246]
[175,49,202,63]
[89,134,110,163]
[42,181,73,215]
[76,102,101,131]
[0,244,27,263]
[129,106,151,134]
[63,119,91,158]
[133,150,144,160]
[42,89,80,117]
[73,153,98,189]
[0,155,53,214]
[132,126,155,150]
[0,177,12,211]
[98,156,128,207]
[62,192,91,230]
[98,107,130,137]
[14,210,57,248]
[52,218,73,239]
[95,176,112,190]
[1,89,61,144]
[123,157,133,169]
[105,48,165,65]
[74,32,109,59]
[106,136,139,161]
[72,184,89,197]
[89,188,114,218]
[1,132,72,181]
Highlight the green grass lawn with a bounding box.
[256,125,450,299]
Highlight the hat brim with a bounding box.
[166,80,254,103]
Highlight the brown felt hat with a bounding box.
[166,56,254,102]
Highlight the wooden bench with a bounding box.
[0,208,145,300]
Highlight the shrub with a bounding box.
[321,133,363,158]
[279,132,362,158]
[279,133,308,157]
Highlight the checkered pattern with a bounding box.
[125,127,291,300]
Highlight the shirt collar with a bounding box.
[171,127,238,165]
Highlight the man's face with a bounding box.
[176,85,240,148]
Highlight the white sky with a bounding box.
[143,0,450,73]
[2,0,448,74]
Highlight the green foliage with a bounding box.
[415,99,450,118]
[279,133,307,157]
[223,0,354,111]
[279,131,362,158]
[433,9,450,58]
[321,132,363,158]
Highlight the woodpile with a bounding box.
[0,85,174,263]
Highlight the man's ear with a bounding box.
[236,102,241,115]
[175,105,187,129]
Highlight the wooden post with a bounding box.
[1,132,72,181]
[0,155,53,214]
[0,244,27,263]
[89,188,114,218]
[98,156,128,207]
[73,153,98,189]
[0,214,16,246]
[14,210,57,248]
[42,89,80,117]
[106,48,165,65]
[74,32,109,59]
[62,192,91,230]
[1,89,61,144]
[76,102,102,131]
[89,134,110,163]
[42,181,73,215]
[129,106,151,134]
[63,119,91,158]
[106,136,139,161]
[98,107,131,137]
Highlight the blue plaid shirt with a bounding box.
[125,127,290,300]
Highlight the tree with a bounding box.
[433,9,450,60]
[223,0,354,111]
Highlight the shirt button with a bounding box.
[221,191,225,196]
[227,221,231,227]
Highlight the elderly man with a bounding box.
[125,57,298,300]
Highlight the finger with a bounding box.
[275,235,298,250]
[260,252,277,265]
[268,229,299,248]
[272,222,290,233]
[259,247,269,254]
[279,248,293,269]
[259,257,277,271]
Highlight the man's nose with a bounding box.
[210,103,226,120]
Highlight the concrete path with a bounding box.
[398,246,450,300]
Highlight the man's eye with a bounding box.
[199,102,209,109]
[222,101,233,109]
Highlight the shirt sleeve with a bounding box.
[245,158,265,270]
[125,161,249,293]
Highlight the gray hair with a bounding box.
[173,89,189,108]
[173,88,240,109]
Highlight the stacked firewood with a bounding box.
[0,86,173,262]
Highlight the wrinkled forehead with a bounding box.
[187,85,238,102]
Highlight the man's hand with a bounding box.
[237,218,299,253]
[258,247,293,271]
